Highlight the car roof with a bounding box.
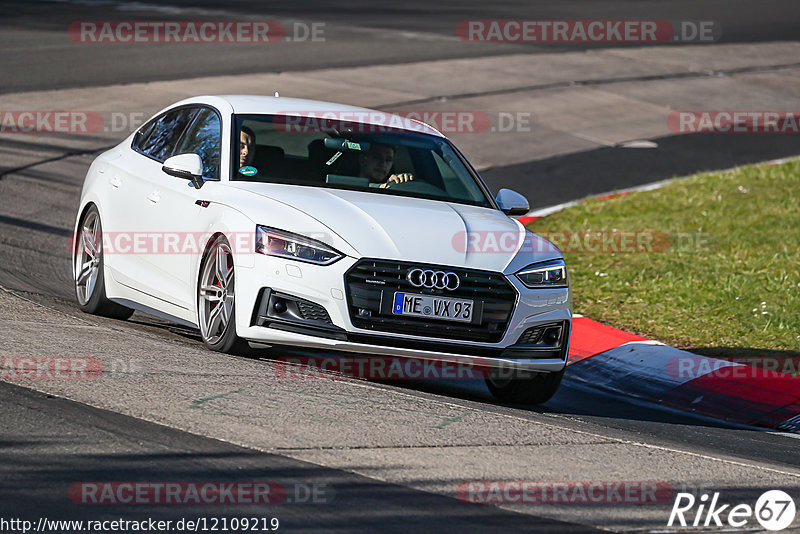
[168,95,444,137]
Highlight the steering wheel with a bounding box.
[384,179,445,196]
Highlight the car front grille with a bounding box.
[344,259,517,343]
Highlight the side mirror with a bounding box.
[495,188,530,216]
[163,153,204,189]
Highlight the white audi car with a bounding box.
[73,95,571,404]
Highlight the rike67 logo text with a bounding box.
[669,490,796,531]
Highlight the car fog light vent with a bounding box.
[297,301,333,323]
[516,323,564,347]
[261,291,334,326]
[517,326,544,344]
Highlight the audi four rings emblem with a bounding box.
[406,269,460,290]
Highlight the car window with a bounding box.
[174,108,221,180]
[432,151,479,200]
[231,114,492,208]
[132,119,157,151]
[137,107,198,162]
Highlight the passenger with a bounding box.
[239,126,256,168]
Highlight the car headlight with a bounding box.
[515,259,568,288]
[255,226,343,265]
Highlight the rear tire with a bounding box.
[485,368,565,405]
[197,235,250,355]
[73,205,134,320]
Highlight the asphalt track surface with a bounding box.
[2,0,800,93]
[1,1,800,532]
[0,382,590,533]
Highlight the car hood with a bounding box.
[223,183,561,272]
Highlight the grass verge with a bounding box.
[527,159,800,367]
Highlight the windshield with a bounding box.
[232,114,493,207]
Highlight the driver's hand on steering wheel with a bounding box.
[380,173,414,188]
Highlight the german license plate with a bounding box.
[392,292,473,323]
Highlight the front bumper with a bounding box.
[234,255,571,372]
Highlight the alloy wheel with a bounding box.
[74,211,102,305]
[198,240,235,344]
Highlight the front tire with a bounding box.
[197,235,250,355]
[485,368,565,405]
[73,205,134,320]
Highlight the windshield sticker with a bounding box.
[344,140,363,151]
[325,152,342,166]
[239,166,257,176]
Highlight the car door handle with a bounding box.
[109,175,121,189]
[147,191,160,204]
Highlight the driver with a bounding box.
[358,144,414,188]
